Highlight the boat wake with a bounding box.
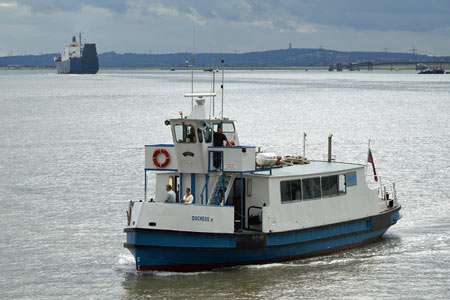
[139,270,214,277]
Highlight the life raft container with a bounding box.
[153,148,170,168]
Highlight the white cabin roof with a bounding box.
[254,161,363,178]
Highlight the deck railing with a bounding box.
[367,175,397,208]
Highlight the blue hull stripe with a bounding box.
[126,218,371,249]
[267,218,371,246]
[127,230,236,248]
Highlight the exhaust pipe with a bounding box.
[328,134,333,162]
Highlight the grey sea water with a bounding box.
[1,69,449,300]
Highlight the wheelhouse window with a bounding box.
[222,122,235,133]
[203,127,212,143]
[302,177,321,200]
[213,122,235,133]
[197,128,203,143]
[174,124,196,143]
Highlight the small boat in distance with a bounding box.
[124,63,402,272]
[54,33,99,74]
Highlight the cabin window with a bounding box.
[321,175,338,197]
[346,171,357,187]
[247,179,252,196]
[280,181,290,202]
[280,179,302,202]
[281,174,346,204]
[338,174,346,195]
[174,124,196,143]
[197,128,203,143]
[291,180,302,201]
[302,177,321,200]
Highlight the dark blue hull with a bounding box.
[124,207,401,271]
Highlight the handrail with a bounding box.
[200,175,209,205]
[215,174,226,205]
[366,174,398,207]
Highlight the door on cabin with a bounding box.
[227,178,245,231]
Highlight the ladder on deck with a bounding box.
[208,172,236,205]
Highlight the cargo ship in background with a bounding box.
[54,34,99,74]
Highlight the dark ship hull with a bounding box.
[418,69,445,74]
[55,44,99,74]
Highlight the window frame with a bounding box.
[302,177,321,201]
[173,123,197,144]
[280,173,348,204]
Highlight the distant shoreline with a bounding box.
[0,65,426,71]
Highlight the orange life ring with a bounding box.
[153,148,170,168]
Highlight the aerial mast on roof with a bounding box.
[221,59,224,119]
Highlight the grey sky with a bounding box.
[1,0,450,56]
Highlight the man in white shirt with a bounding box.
[164,185,176,203]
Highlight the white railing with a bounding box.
[366,175,398,208]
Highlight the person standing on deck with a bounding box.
[164,185,176,203]
[213,126,228,169]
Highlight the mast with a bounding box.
[221,59,224,119]
[77,32,84,46]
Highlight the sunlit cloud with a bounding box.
[0,2,17,8]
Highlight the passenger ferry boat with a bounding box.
[124,68,402,272]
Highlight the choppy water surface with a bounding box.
[1,69,449,299]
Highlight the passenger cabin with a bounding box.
[131,96,397,235]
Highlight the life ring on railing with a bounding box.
[153,148,170,168]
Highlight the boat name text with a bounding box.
[192,215,213,222]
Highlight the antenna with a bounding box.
[211,59,216,119]
[191,57,195,109]
[77,32,84,45]
[303,132,307,157]
[191,25,196,109]
[221,59,224,119]
[410,46,417,61]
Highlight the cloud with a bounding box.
[2,0,450,56]
[12,0,450,32]
[14,0,128,13]
[0,2,17,8]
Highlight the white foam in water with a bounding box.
[145,270,213,277]
[117,253,135,265]
[243,262,297,270]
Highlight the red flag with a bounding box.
[368,149,378,182]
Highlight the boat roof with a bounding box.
[253,161,363,178]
